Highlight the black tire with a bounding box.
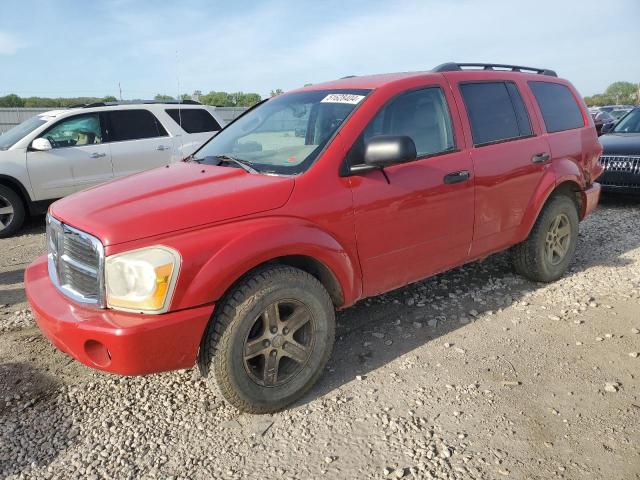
[198,265,335,413]
[0,185,26,238]
[512,195,579,283]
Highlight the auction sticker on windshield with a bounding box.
[321,93,365,104]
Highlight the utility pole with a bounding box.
[118,82,123,101]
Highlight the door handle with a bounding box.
[443,170,470,184]
[89,152,106,158]
[531,152,550,164]
[157,145,171,151]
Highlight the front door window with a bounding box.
[43,114,103,148]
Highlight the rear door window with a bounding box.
[528,81,584,133]
[459,81,532,146]
[165,108,221,133]
[107,109,168,142]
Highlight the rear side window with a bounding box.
[460,82,532,146]
[165,108,221,133]
[528,81,584,133]
[107,110,168,141]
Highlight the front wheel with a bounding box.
[0,185,26,238]
[198,265,335,413]
[512,195,579,282]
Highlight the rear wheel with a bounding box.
[512,195,579,282]
[0,185,25,238]
[198,265,335,413]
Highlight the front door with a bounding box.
[27,113,113,200]
[347,86,475,297]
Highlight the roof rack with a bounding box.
[73,99,202,109]
[433,62,557,77]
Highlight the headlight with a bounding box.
[105,246,180,314]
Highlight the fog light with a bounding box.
[84,340,112,367]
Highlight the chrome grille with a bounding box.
[599,155,640,174]
[47,215,105,307]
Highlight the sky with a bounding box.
[0,0,639,100]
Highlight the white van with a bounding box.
[0,101,224,236]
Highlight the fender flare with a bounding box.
[515,160,584,242]
[172,219,361,311]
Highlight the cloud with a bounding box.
[98,0,639,97]
[0,31,23,55]
[4,0,636,97]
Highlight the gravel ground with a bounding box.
[1,196,639,480]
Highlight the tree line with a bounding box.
[4,80,638,109]
[0,87,290,109]
[0,91,266,108]
[584,81,639,107]
[0,94,118,108]
[155,91,262,107]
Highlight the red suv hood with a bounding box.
[50,163,295,246]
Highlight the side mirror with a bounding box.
[31,138,53,151]
[600,122,614,135]
[363,135,417,168]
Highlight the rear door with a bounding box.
[527,81,594,184]
[347,83,475,297]
[448,77,551,257]
[26,112,113,200]
[106,109,174,178]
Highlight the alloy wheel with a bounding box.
[243,299,315,387]
[545,213,571,266]
[0,195,14,232]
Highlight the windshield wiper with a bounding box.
[214,155,259,174]
[185,154,259,173]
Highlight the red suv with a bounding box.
[25,63,603,413]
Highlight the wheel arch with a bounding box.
[0,174,30,210]
[552,180,583,216]
[516,174,584,243]
[170,220,361,311]
[268,254,344,307]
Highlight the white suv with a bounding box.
[0,101,224,237]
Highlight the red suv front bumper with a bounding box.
[25,255,214,375]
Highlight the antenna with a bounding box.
[175,50,184,156]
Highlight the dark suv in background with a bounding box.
[598,107,640,194]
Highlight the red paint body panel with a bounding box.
[25,255,213,375]
[581,182,601,218]
[344,76,475,296]
[51,163,295,246]
[26,68,602,377]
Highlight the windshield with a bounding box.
[0,116,48,150]
[612,108,640,133]
[193,89,370,174]
[610,109,631,120]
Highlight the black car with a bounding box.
[591,110,616,136]
[598,107,640,194]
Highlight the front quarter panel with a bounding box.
[0,148,35,200]
[105,217,360,312]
